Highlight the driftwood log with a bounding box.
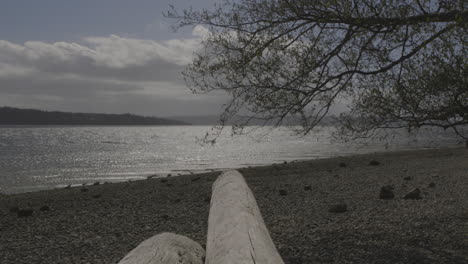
[118,232,205,264]
[206,170,284,264]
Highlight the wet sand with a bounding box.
[1,147,467,263]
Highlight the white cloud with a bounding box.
[0,26,228,116]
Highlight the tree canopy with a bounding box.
[168,0,467,141]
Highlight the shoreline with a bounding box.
[2,145,463,196]
[1,147,467,263]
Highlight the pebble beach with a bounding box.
[1,147,467,263]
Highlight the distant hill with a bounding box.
[0,107,189,126]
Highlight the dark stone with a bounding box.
[204,196,211,203]
[339,162,347,168]
[65,185,71,189]
[403,176,411,181]
[279,189,288,196]
[160,179,168,183]
[304,186,312,191]
[379,185,395,200]
[161,214,170,220]
[39,205,50,211]
[9,206,19,213]
[167,174,172,177]
[369,160,380,166]
[80,188,89,192]
[17,208,33,218]
[403,188,422,200]
[328,203,347,213]
[93,182,100,186]
[283,161,288,164]
[92,194,102,199]
[191,177,201,182]
[428,182,436,188]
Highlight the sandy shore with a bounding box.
[1,147,467,263]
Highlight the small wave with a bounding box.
[101,141,127,145]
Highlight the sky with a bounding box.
[0,0,226,117]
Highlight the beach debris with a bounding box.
[17,208,34,218]
[279,189,288,196]
[9,206,19,213]
[339,162,347,168]
[191,177,201,182]
[93,181,100,186]
[403,188,422,200]
[428,182,436,188]
[92,194,102,199]
[403,176,411,181]
[39,205,50,211]
[304,185,312,191]
[379,185,395,199]
[161,179,168,183]
[328,203,347,213]
[369,160,380,166]
[80,188,89,193]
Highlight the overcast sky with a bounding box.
[0,0,227,117]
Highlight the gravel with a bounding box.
[1,147,467,263]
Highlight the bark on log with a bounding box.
[118,232,205,264]
[206,170,284,264]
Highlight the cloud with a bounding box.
[0,26,228,116]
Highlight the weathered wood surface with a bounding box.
[118,232,205,264]
[206,170,284,264]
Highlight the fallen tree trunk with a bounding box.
[206,170,284,264]
[118,232,205,264]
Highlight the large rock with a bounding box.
[118,233,205,264]
[379,185,395,200]
[328,203,347,213]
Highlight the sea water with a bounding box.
[0,125,460,194]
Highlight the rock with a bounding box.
[92,194,102,199]
[279,189,288,196]
[161,214,170,220]
[191,177,201,182]
[283,161,288,164]
[428,182,436,188]
[204,196,211,203]
[403,188,422,200]
[339,162,347,168]
[65,184,71,189]
[17,208,33,218]
[39,205,50,211]
[369,160,380,166]
[80,188,89,192]
[328,203,347,213]
[304,186,312,191]
[166,183,174,187]
[379,185,395,200]
[160,179,168,183]
[9,206,19,213]
[403,176,411,181]
[93,182,100,186]
[167,174,172,177]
